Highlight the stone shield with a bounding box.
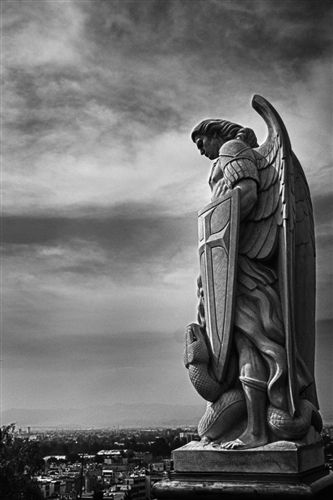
[198,189,240,384]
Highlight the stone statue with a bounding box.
[185,95,322,450]
[153,95,332,499]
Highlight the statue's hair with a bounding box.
[191,119,258,148]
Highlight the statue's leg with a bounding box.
[221,331,269,449]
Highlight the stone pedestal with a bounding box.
[152,440,333,498]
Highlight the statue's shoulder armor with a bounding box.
[218,139,259,189]
[219,139,253,157]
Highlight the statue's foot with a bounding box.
[221,430,268,450]
[200,436,211,446]
[220,438,245,449]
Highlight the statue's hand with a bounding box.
[212,179,229,199]
[197,275,205,328]
[184,323,210,367]
[197,275,204,298]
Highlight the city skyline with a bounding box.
[2,0,332,424]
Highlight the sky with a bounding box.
[2,0,333,424]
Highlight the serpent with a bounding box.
[185,323,322,442]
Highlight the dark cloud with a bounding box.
[2,206,197,271]
[4,188,331,264]
[68,0,332,136]
[85,0,332,70]
[6,0,332,143]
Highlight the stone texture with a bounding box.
[152,438,333,498]
[173,439,325,475]
[152,472,333,499]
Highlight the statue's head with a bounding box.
[191,119,258,160]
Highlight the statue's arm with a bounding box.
[213,177,257,221]
[235,179,258,221]
[213,140,259,219]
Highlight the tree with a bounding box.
[150,438,171,458]
[0,424,44,500]
[92,491,103,500]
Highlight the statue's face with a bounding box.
[195,135,225,160]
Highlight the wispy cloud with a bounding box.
[4,0,332,215]
[2,0,332,416]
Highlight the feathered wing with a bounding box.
[243,95,318,415]
[292,152,318,408]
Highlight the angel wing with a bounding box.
[240,95,317,415]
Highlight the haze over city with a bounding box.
[2,0,332,426]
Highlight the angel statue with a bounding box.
[184,95,322,449]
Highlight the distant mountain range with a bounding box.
[2,402,333,430]
[1,402,207,429]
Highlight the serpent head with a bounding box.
[184,323,210,368]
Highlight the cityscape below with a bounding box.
[2,422,333,500]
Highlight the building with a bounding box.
[108,474,147,500]
[36,477,66,499]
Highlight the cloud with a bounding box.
[3,235,198,344]
[83,0,332,67]
[2,205,198,279]
[5,328,179,370]
[4,0,332,216]
[3,0,332,416]
[3,0,86,67]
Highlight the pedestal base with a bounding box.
[152,440,333,498]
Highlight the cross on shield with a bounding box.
[198,189,240,384]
